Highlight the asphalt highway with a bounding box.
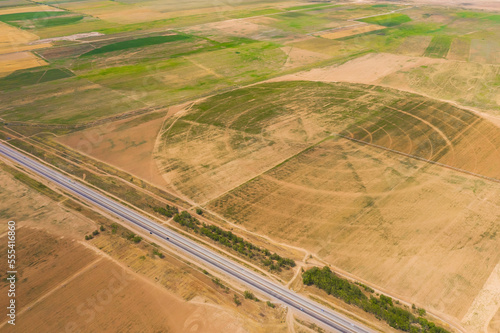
[0,142,373,333]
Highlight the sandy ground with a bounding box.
[488,309,500,333]
[0,164,288,332]
[269,52,446,85]
[0,52,47,76]
[281,46,330,68]
[2,249,250,333]
[57,111,168,186]
[0,22,51,55]
[462,263,500,333]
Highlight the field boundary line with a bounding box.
[334,133,500,184]
[201,134,333,206]
[0,257,103,329]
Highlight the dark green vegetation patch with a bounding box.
[29,15,84,29]
[424,35,452,58]
[166,210,296,271]
[285,3,331,11]
[359,13,412,27]
[0,68,74,91]
[81,35,191,56]
[303,267,450,333]
[0,11,69,22]
[0,11,85,29]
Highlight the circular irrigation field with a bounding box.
[155,80,500,203]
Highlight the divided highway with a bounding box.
[0,142,373,333]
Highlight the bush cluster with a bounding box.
[302,267,450,333]
[170,210,296,271]
[153,204,179,218]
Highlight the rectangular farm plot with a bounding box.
[208,137,500,319]
[0,22,51,55]
[394,35,432,56]
[0,228,98,313]
[0,78,146,124]
[319,24,386,40]
[358,13,412,27]
[469,39,500,64]
[0,51,47,76]
[424,35,453,58]
[447,37,471,61]
[0,5,63,15]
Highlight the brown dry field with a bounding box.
[0,52,47,76]
[319,24,386,40]
[0,228,97,316]
[447,38,471,62]
[208,137,500,325]
[469,39,500,65]
[56,1,170,24]
[271,52,500,117]
[57,111,169,187]
[281,46,330,68]
[0,164,290,332]
[394,36,432,57]
[0,167,94,238]
[489,309,500,333]
[182,19,288,41]
[270,52,446,85]
[0,5,62,15]
[0,22,51,55]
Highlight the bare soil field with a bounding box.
[182,19,287,41]
[281,46,331,68]
[447,38,471,61]
[489,309,500,333]
[57,111,169,186]
[394,36,432,57]
[0,228,98,318]
[208,137,500,324]
[319,23,386,40]
[271,52,445,85]
[461,263,500,333]
[6,255,263,333]
[0,164,288,332]
[0,165,95,237]
[0,52,47,76]
[469,39,500,64]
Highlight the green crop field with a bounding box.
[0,11,69,22]
[0,68,74,90]
[424,35,453,57]
[359,13,412,27]
[81,35,191,56]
